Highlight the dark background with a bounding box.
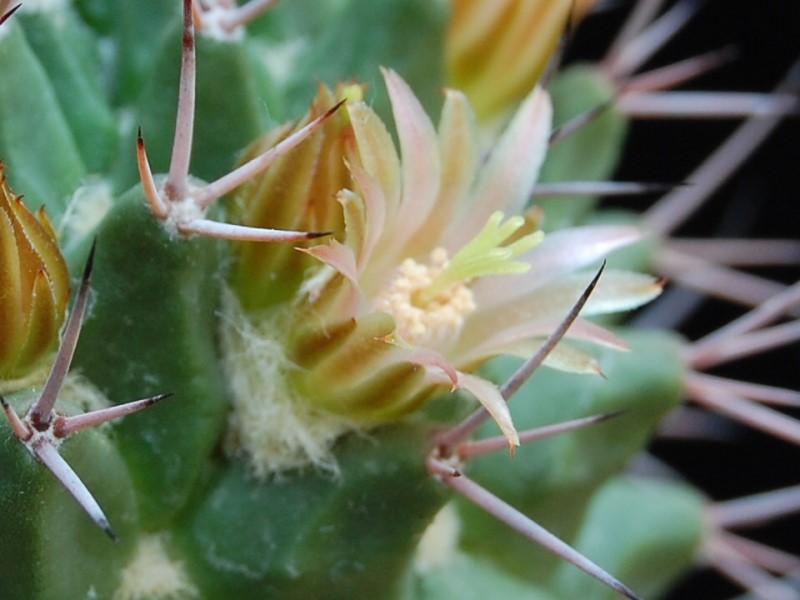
[566,1,800,598]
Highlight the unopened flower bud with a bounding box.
[0,163,69,381]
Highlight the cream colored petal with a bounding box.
[472,224,646,310]
[381,68,442,258]
[454,316,627,368]
[447,86,552,248]
[474,269,662,324]
[406,347,459,388]
[457,372,519,448]
[338,189,367,262]
[348,102,402,222]
[403,89,479,257]
[541,342,604,375]
[299,241,365,319]
[346,159,386,274]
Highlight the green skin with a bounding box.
[0,2,705,598]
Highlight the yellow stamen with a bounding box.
[374,213,543,346]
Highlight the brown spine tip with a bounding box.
[0,3,21,27]
[183,0,195,52]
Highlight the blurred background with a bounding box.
[566,1,800,597]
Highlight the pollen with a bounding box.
[374,248,477,347]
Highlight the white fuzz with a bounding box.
[113,534,198,600]
[414,503,462,574]
[162,195,206,238]
[219,290,359,477]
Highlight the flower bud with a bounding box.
[447,0,599,122]
[229,83,363,311]
[0,163,69,381]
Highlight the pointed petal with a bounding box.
[381,68,442,251]
[300,241,364,320]
[472,225,644,310]
[347,102,402,221]
[403,89,479,256]
[457,372,518,448]
[406,348,459,388]
[456,316,627,368]
[337,189,367,263]
[449,86,552,246]
[345,159,387,272]
[300,240,359,285]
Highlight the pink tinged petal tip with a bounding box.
[33,439,117,542]
[429,460,643,600]
[29,242,97,430]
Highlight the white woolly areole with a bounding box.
[162,194,206,238]
[219,290,359,477]
[113,534,198,600]
[414,503,461,574]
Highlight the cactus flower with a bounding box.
[0,163,69,382]
[223,69,662,475]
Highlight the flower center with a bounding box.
[374,212,544,347]
[374,248,476,346]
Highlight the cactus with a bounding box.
[1,1,798,599]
